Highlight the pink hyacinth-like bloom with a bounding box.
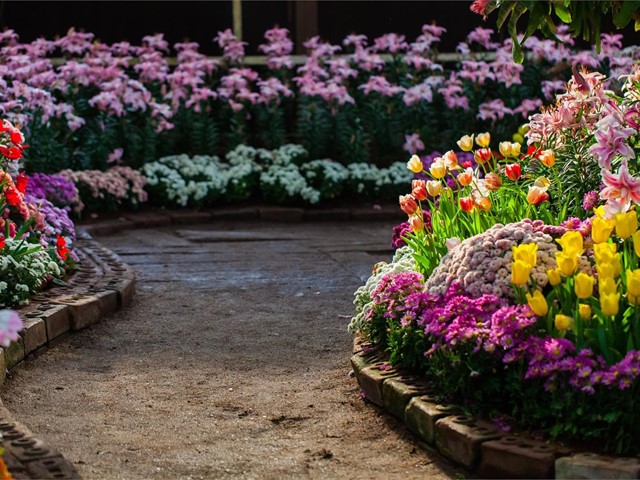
[0,310,22,347]
[403,133,425,155]
[600,160,640,212]
[588,122,636,170]
[477,99,513,121]
[582,190,598,211]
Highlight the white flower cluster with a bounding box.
[142,154,227,206]
[347,161,413,197]
[0,238,60,308]
[348,246,416,334]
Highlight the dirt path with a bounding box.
[2,221,459,479]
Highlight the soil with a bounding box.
[1,220,462,479]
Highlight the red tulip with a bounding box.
[15,172,28,194]
[399,194,419,215]
[459,196,475,212]
[505,163,522,181]
[411,180,428,201]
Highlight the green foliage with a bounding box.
[296,98,332,158]
[485,0,640,62]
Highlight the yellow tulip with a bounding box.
[499,141,512,157]
[591,217,616,244]
[407,155,424,174]
[596,262,617,280]
[429,158,447,179]
[632,231,640,258]
[574,273,595,299]
[556,231,584,257]
[579,304,592,321]
[600,292,621,317]
[533,176,551,189]
[629,294,640,305]
[426,180,442,197]
[457,134,474,152]
[510,142,521,156]
[555,252,577,276]
[593,242,617,263]
[626,269,640,297]
[512,243,538,268]
[512,260,532,286]
[526,290,548,316]
[555,314,574,331]
[594,206,606,218]
[616,210,639,240]
[476,132,491,147]
[547,268,562,286]
[599,276,618,297]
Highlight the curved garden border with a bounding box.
[351,335,640,479]
[12,204,637,480]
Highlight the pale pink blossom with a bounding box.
[600,160,640,211]
[403,133,425,155]
[0,310,22,347]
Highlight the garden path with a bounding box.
[1,221,459,479]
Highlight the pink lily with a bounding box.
[600,160,640,211]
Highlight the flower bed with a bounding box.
[0,25,635,173]
[350,65,640,456]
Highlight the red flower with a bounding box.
[56,235,69,261]
[459,196,475,212]
[470,0,490,18]
[399,194,419,215]
[15,172,28,194]
[0,236,4,249]
[3,186,21,206]
[0,121,9,133]
[411,180,428,201]
[505,163,522,181]
[9,128,24,144]
[0,145,23,160]
[474,147,492,164]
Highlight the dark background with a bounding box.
[0,1,636,54]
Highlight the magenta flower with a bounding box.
[600,160,640,212]
[0,310,22,347]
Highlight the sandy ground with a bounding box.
[2,221,461,479]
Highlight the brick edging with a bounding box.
[78,205,405,236]
[351,336,640,479]
[0,234,136,479]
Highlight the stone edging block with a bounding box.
[352,341,640,479]
[1,236,137,478]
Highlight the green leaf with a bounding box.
[613,1,640,28]
[554,2,572,22]
[497,1,517,29]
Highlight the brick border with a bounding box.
[351,336,640,479]
[0,235,136,479]
[78,204,405,236]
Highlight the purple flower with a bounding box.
[391,221,411,249]
[582,190,599,211]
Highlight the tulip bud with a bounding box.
[527,185,550,206]
[483,172,502,191]
[459,196,475,213]
[457,168,474,187]
[615,210,638,240]
[510,142,521,156]
[426,180,442,197]
[474,148,492,164]
[505,163,521,181]
[499,141,512,157]
[476,196,491,212]
[555,314,574,331]
[574,272,594,299]
[578,304,592,321]
[476,132,490,147]
[526,290,548,316]
[442,150,458,169]
[429,158,447,179]
[591,217,615,244]
[457,134,474,152]
[407,155,424,174]
[412,180,428,201]
[409,214,424,233]
[399,194,419,215]
[512,259,532,286]
[539,149,555,167]
[600,292,620,317]
[547,268,562,286]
